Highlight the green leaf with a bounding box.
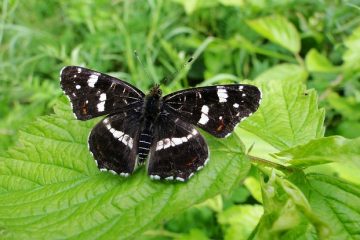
[343,26,360,71]
[328,92,360,121]
[0,97,251,239]
[255,64,308,84]
[253,171,326,240]
[305,49,340,73]
[218,204,263,240]
[178,229,209,240]
[170,0,218,14]
[292,174,360,240]
[247,15,301,53]
[244,176,263,203]
[240,81,325,151]
[275,136,360,167]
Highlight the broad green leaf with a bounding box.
[275,136,360,167]
[244,176,263,203]
[328,92,360,121]
[0,98,251,239]
[247,15,301,53]
[240,81,325,151]
[170,0,218,14]
[253,171,323,240]
[218,204,263,240]
[292,174,360,240]
[305,49,340,73]
[255,64,308,84]
[343,26,360,71]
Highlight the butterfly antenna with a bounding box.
[134,50,155,83]
[163,56,194,85]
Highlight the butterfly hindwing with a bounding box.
[60,66,144,120]
[163,85,261,138]
[88,110,142,176]
[147,114,209,181]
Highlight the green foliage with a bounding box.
[1,0,360,239]
[247,15,301,53]
[0,98,250,239]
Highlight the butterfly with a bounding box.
[60,66,261,181]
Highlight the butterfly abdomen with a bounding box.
[137,87,163,164]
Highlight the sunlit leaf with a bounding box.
[240,81,325,151]
[292,174,360,240]
[255,64,308,84]
[0,97,250,239]
[305,49,340,73]
[247,15,301,53]
[343,26,360,71]
[275,136,360,167]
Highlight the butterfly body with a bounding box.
[60,66,261,181]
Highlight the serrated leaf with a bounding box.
[240,81,325,151]
[253,171,323,240]
[0,97,251,239]
[292,174,360,240]
[255,64,308,84]
[275,136,360,167]
[218,204,263,240]
[343,26,360,71]
[247,15,301,53]
[305,49,339,73]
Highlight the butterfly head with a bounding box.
[149,84,162,98]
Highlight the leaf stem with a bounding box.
[248,155,294,173]
[319,74,344,101]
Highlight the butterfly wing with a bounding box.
[88,110,142,176]
[163,84,261,138]
[60,66,145,120]
[147,114,209,181]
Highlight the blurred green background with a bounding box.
[0,0,359,239]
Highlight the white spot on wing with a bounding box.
[176,177,185,182]
[172,138,183,145]
[76,85,81,90]
[97,101,105,112]
[239,86,244,91]
[201,105,209,114]
[198,114,209,125]
[198,105,210,125]
[77,67,82,73]
[99,93,107,101]
[87,74,99,87]
[217,86,228,103]
[156,140,163,150]
[233,103,239,108]
[150,175,161,180]
[242,93,246,97]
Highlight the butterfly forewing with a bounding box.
[163,85,261,138]
[61,65,262,182]
[60,66,144,120]
[88,110,142,176]
[147,114,208,181]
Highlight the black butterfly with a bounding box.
[60,66,261,181]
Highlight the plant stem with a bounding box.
[248,155,294,173]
